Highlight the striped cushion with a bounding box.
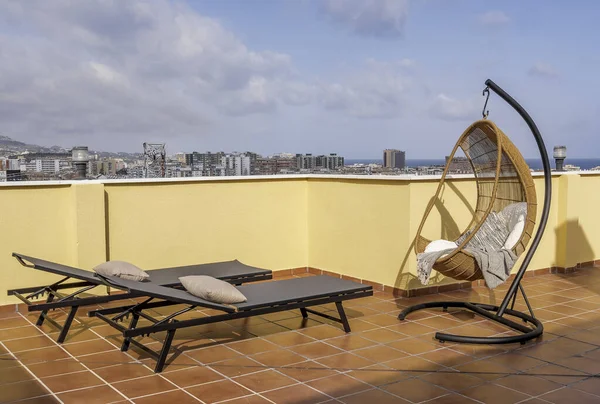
[459,212,510,253]
[500,202,528,230]
[455,202,527,253]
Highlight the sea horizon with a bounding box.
[345,158,600,170]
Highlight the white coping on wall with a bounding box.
[0,170,598,188]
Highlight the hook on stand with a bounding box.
[482,86,490,119]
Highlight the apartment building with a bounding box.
[383,149,406,169]
[296,153,344,171]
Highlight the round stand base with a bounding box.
[398,301,543,345]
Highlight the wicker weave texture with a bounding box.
[415,119,537,282]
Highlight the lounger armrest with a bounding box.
[12,252,101,284]
[12,252,37,268]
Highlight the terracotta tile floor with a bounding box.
[2,268,600,403]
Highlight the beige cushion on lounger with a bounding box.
[179,275,247,304]
[93,261,149,281]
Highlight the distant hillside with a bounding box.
[0,135,141,159]
[0,135,65,155]
[0,135,32,149]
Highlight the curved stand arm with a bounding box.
[484,79,552,317]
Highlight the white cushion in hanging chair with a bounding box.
[425,239,458,258]
[504,214,525,250]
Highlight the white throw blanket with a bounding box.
[416,247,517,289]
[416,202,526,289]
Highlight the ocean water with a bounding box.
[345,158,600,170]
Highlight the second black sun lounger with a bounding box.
[91,275,373,373]
[7,252,272,343]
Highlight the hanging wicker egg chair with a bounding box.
[414,118,537,282]
[400,79,551,346]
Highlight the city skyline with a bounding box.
[0,1,598,159]
[3,144,599,183]
[0,132,591,162]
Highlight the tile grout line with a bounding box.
[60,304,597,388]
[4,271,599,403]
[420,391,486,404]
[147,331,277,403]
[0,368,93,389]
[0,340,64,404]
[83,320,206,403]
[252,317,481,383]
[97,335,266,380]
[203,392,261,404]
[226,375,335,403]
[0,323,39,332]
[528,386,570,403]
[234,356,339,402]
[15,312,135,404]
[6,342,117,356]
[484,345,599,391]
[327,368,421,402]
[122,387,192,402]
[309,325,473,372]
[8,393,65,404]
[178,319,395,401]
[484,376,545,402]
[28,376,108,398]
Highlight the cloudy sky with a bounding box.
[0,0,598,159]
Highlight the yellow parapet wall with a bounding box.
[0,172,599,306]
[307,176,479,289]
[0,177,309,306]
[308,173,600,289]
[103,178,308,270]
[0,184,76,304]
[554,173,600,268]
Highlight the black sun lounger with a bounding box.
[7,252,272,343]
[90,275,373,373]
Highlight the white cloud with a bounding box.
[279,81,317,106]
[88,62,131,88]
[430,94,480,121]
[0,0,426,152]
[320,0,410,38]
[0,0,302,148]
[216,77,278,116]
[317,59,418,119]
[528,62,559,78]
[478,10,510,26]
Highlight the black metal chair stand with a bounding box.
[398,79,552,345]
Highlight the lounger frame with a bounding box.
[7,253,272,343]
[91,280,372,373]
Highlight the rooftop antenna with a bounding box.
[143,143,166,178]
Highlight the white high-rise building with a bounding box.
[21,159,62,174]
[220,153,251,176]
[41,159,61,174]
[237,154,251,176]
